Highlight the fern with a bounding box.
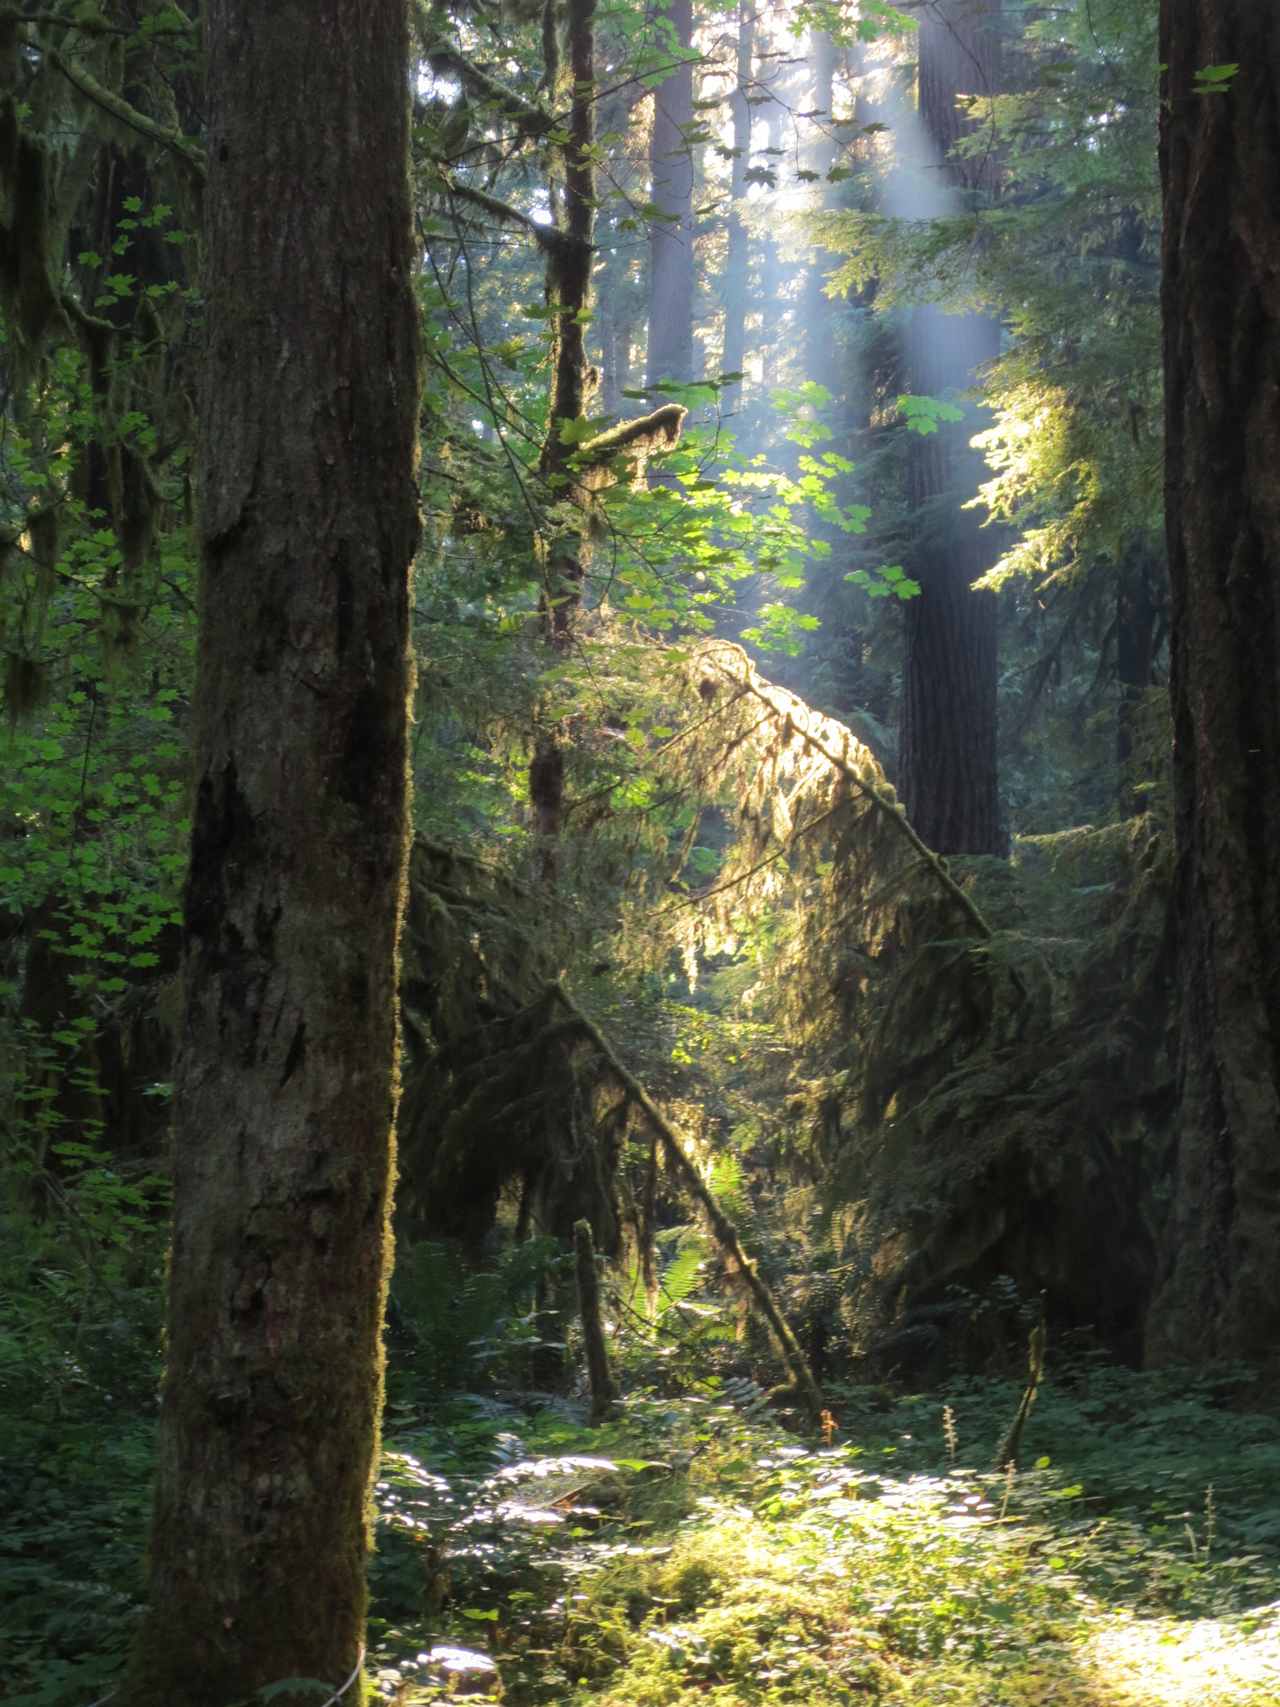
[659,1242,708,1315]
[708,1152,746,1219]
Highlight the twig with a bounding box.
[320,1646,366,1707]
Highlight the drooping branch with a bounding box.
[703,645,997,943]
[549,980,824,1418]
[438,173,580,257]
[418,13,554,143]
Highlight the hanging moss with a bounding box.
[586,641,1175,1369]
[824,818,1174,1372]
[0,120,66,374]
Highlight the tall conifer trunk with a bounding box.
[899,0,1003,855]
[801,30,838,386]
[647,0,695,387]
[720,0,755,415]
[1147,4,1280,1365]
[124,2,420,1701]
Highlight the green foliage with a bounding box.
[895,393,965,437]
[0,12,1264,1707]
[0,1422,154,1707]
[0,1168,164,1707]
[387,1237,574,1399]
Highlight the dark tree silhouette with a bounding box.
[1147,4,1280,1364]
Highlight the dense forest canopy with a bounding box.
[2,2,1279,1704]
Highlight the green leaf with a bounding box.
[557,416,595,446]
[897,394,966,435]
[1193,62,1239,92]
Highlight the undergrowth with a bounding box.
[364,1371,1280,1707]
[4,1321,1279,1706]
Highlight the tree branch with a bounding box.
[41,42,205,178]
[549,979,824,1418]
[706,648,998,943]
[438,173,584,258]
[421,35,554,140]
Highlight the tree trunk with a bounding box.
[1146,5,1280,1366]
[596,227,636,420]
[801,30,838,387]
[898,0,1004,856]
[123,3,419,1702]
[757,101,785,395]
[532,0,598,880]
[575,1217,619,1422]
[646,0,695,388]
[720,0,755,416]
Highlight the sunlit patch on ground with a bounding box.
[1079,1606,1280,1706]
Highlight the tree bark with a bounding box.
[532,0,597,880]
[757,100,785,396]
[124,2,419,1701]
[596,226,636,420]
[898,0,1004,855]
[646,0,695,388]
[1146,5,1280,1366]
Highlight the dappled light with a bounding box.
[3,0,1279,1704]
[358,1379,1280,1705]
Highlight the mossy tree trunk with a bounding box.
[123,1,419,1701]
[1147,4,1280,1366]
[531,0,597,875]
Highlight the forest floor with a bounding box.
[366,1368,1280,1707]
[4,1364,1280,1706]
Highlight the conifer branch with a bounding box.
[438,175,582,256]
[705,649,997,943]
[421,36,554,141]
[548,980,824,1418]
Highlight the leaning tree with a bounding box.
[123,1,420,1701]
